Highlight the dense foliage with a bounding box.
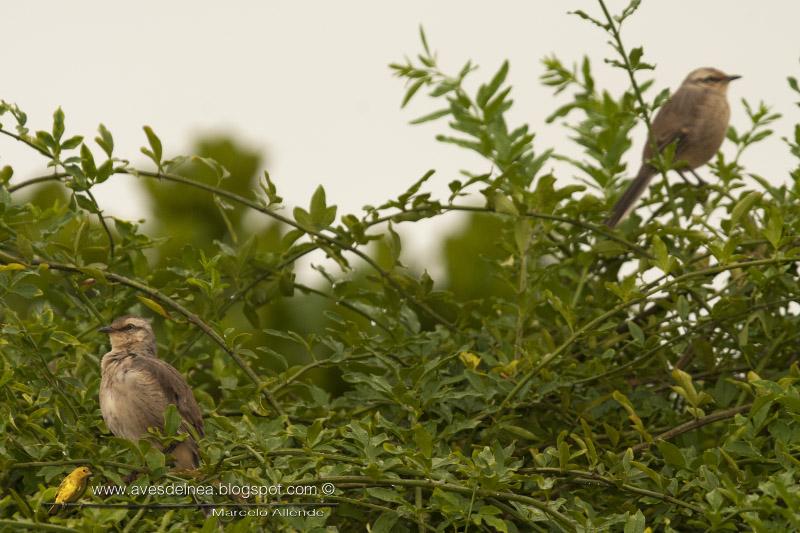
[2,1,800,531]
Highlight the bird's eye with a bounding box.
[704,76,717,83]
[124,324,136,331]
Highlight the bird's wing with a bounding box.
[131,356,205,437]
[54,475,71,503]
[644,87,700,161]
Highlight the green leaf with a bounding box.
[624,510,646,533]
[95,123,114,157]
[50,331,81,346]
[628,47,643,69]
[409,108,450,125]
[546,290,575,331]
[141,125,163,168]
[260,170,283,205]
[371,512,399,533]
[493,192,518,215]
[52,107,65,142]
[385,223,402,265]
[414,423,433,459]
[366,487,407,505]
[651,235,670,273]
[763,205,784,249]
[657,440,686,469]
[0,165,13,184]
[513,219,533,253]
[401,78,427,108]
[627,321,644,345]
[309,185,336,227]
[730,191,761,226]
[477,61,509,108]
[163,404,181,436]
[293,207,313,230]
[60,135,83,150]
[80,144,97,178]
[74,193,99,213]
[137,295,170,319]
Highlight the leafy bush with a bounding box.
[2,1,800,531]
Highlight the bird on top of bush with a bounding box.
[605,67,741,227]
[98,315,204,470]
[48,466,92,515]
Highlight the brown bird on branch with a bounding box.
[99,316,204,470]
[605,67,740,228]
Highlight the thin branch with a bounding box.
[7,173,66,192]
[0,127,51,158]
[10,459,136,470]
[365,204,653,259]
[85,189,115,259]
[271,353,374,396]
[6,165,455,329]
[631,403,751,452]
[596,0,681,224]
[521,467,702,512]
[9,171,652,260]
[133,169,455,329]
[0,520,77,533]
[294,282,394,335]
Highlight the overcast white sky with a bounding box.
[4,1,799,277]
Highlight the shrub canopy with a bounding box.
[2,2,800,531]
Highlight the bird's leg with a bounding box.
[689,169,707,186]
[676,170,693,186]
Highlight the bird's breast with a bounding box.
[683,95,730,168]
[100,357,158,440]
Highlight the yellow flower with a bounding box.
[48,466,92,515]
[458,351,481,370]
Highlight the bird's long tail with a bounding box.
[604,165,656,228]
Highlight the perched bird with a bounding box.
[605,67,740,228]
[48,466,92,515]
[99,316,204,469]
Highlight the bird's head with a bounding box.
[72,466,93,480]
[100,315,156,352]
[684,67,740,93]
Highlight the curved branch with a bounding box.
[9,171,650,260]
[7,166,455,329]
[294,282,394,335]
[631,404,751,453]
[271,352,375,395]
[521,467,702,512]
[7,173,67,192]
[0,127,51,158]
[371,204,653,259]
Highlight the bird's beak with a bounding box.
[726,74,741,81]
[98,326,114,333]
